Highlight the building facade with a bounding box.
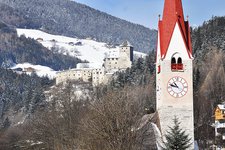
[156,0,194,148]
[56,68,93,84]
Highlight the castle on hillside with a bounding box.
[56,41,133,86]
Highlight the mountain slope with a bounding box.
[16,28,147,65]
[191,16,225,148]
[192,16,225,57]
[0,21,82,70]
[0,0,157,53]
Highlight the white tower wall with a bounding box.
[156,23,194,148]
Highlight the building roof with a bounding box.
[158,0,192,59]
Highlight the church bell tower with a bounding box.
[156,0,194,147]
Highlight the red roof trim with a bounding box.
[177,20,192,58]
[156,24,160,62]
[185,21,193,54]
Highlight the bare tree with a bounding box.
[194,48,225,148]
[78,85,156,150]
[24,81,89,150]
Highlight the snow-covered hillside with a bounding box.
[11,63,57,79]
[16,29,146,64]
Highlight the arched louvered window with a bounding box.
[177,57,183,70]
[178,57,182,64]
[171,57,176,64]
[171,57,176,70]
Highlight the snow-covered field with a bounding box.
[16,29,146,64]
[11,63,57,79]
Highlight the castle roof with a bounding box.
[120,40,132,47]
[158,0,192,59]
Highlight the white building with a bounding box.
[56,41,133,86]
[156,0,194,148]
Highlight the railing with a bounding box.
[171,63,183,71]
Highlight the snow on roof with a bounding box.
[76,63,102,69]
[218,104,225,110]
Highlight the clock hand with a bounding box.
[169,83,178,88]
[174,82,179,88]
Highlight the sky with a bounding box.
[75,0,225,29]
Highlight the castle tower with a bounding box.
[156,0,194,147]
[120,40,134,62]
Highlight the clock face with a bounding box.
[167,76,188,98]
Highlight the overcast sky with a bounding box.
[75,0,225,29]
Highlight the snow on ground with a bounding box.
[11,63,57,79]
[16,28,147,64]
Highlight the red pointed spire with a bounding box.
[158,0,192,58]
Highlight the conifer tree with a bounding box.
[164,116,192,150]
